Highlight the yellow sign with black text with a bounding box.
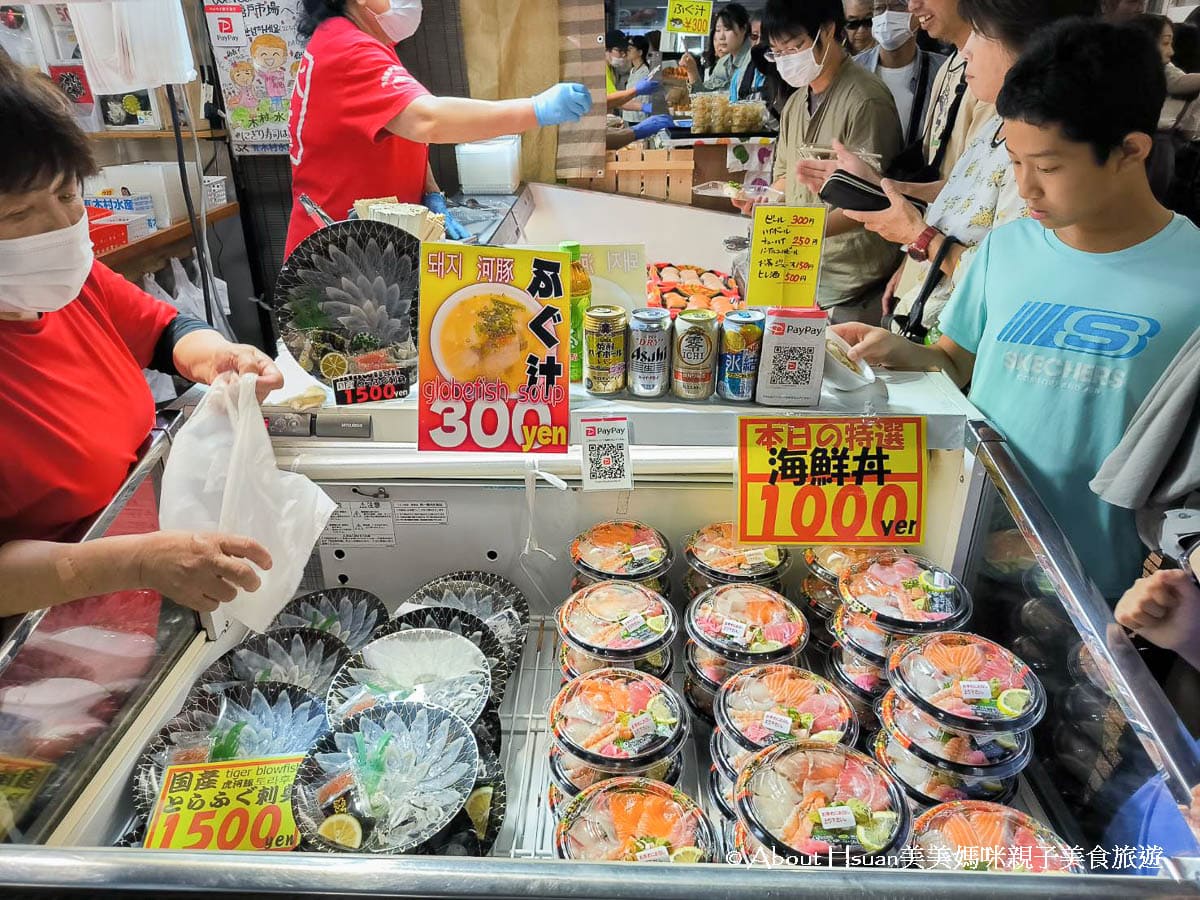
[0,755,54,839]
[666,0,714,35]
[747,205,826,307]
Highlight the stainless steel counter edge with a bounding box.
[2,847,1196,897]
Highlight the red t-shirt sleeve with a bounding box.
[329,32,431,143]
[89,262,178,368]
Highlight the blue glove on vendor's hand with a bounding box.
[634,78,662,97]
[631,114,674,140]
[641,101,653,115]
[532,83,592,126]
[423,192,471,241]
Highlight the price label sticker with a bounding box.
[333,369,410,407]
[143,755,304,851]
[621,613,646,633]
[630,713,656,739]
[761,710,793,735]
[721,618,748,642]
[636,844,671,862]
[630,543,656,562]
[744,548,769,565]
[817,806,857,831]
[959,681,993,701]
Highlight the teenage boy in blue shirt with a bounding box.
[835,16,1200,600]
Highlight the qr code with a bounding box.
[587,442,627,482]
[769,345,816,385]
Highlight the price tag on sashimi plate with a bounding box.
[959,681,993,701]
[417,244,570,454]
[761,710,793,735]
[817,806,857,831]
[143,755,304,851]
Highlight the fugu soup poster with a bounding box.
[418,244,571,454]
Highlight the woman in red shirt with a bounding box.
[286,0,593,252]
[0,60,285,618]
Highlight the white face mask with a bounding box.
[872,10,914,52]
[0,214,94,315]
[775,37,826,88]
[610,56,631,73]
[373,0,422,44]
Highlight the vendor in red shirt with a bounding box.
[0,61,285,619]
[286,0,592,253]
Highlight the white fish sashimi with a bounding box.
[0,677,110,721]
[27,626,156,686]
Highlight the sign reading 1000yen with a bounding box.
[737,416,927,545]
[417,243,571,454]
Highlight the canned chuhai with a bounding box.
[717,310,765,402]
[584,305,628,395]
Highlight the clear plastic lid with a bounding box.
[548,668,690,771]
[684,640,738,691]
[709,727,757,783]
[822,645,882,727]
[803,546,883,586]
[692,180,785,204]
[709,764,737,821]
[830,605,890,665]
[554,777,717,863]
[835,642,887,696]
[686,585,809,664]
[734,741,910,864]
[802,575,841,619]
[560,642,673,680]
[876,689,1032,780]
[839,554,973,634]
[887,633,1046,735]
[910,800,1083,873]
[569,520,673,581]
[556,581,676,660]
[714,665,859,753]
[548,744,682,796]
[683,522,791,583]
[871,730,1018,808]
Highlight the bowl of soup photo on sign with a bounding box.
[430,282,545,394]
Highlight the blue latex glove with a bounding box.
[423,192,471,241]
[641,101,653,115]
[634,78,662,97]
[532,83,591,126]
[631,114,674,140]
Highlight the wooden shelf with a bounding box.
[90,129,228,141]
[99,202,240,277]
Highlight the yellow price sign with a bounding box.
[666,0,714,35]
[737,416,927,545]
[143,755,303,851]
[0,755,55,839]
[746,206,826,307]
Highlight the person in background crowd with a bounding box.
[742,0,903,326]
[645,29,663,70]
[750,15,763,46]
[623,35,653,125]
[834,17,1200,602]
[1102,0,1146,23]
[854,0,947,144]
[1117,570,1200,672]
[843,0,878,54]
[684,3,754,98]
[1174,23,1200,73]
[286,0,590,252]
[606,30,662,112]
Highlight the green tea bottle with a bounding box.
[560,241,591,383]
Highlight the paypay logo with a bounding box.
[768,322,823,337]
[995,302,1160,359]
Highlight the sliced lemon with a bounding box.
[997,689,1032,717]
[647,695,678,726]
[993,732,1019,752]
[809,729,845,743]
[465,786,493,840]
[750,639,784,653]
[645,615,668,634]
[856,811,898,853]
[319,351,349,379]
[670,845,706,863]
[317,813,363,849]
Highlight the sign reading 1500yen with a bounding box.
[737,416,927,545]
[418,243,571,454]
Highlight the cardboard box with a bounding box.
[92,162,202,227]
[755,307,827,407]
[85,192,158,230]
[97,212,153,242]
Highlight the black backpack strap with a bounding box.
[907,52,933,145]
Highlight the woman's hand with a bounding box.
[174,331,284,402]
[831,323,912,367]
[682,53,700,84]
[134,531,273,614]
[1116,570,1200,659]
[842,179,929,247]
[795,140,881,194]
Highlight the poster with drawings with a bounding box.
[204,2,302,155]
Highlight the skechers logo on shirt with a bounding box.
[996,302,1160,359]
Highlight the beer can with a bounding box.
[671,309,718,401]
[584,305,628,395]
[628,308,672,398]
[717,310,765,402]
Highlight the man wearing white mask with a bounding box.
[738,0,903,325]
[287,0,592,252]
[854,0,946,143]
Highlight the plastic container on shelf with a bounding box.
[709,727,753,782]
[709,764,737,821]
[733,741,911,865]
[910,800,1083,873]
[454,135,521,194]
[803,546,883,586]
[801,575,841,649]
[830,605,891,666]
[554,777,717,863]
[835,640,888,697]
[823,645,880,731]
[871,730,1018,810]
[569,520,673,585]
[559,642,674,681]
[839,555,973,635]
[682,522,791,585]
[570,569,673,600]
[685,584,809,666]
[714,665,860,753]
[887,633,1047,736]
[548,744,683,799]
[555,581,677,678]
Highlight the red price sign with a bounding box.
[417,244,570,453]
[737,416,926,545]
[143,756,303,852]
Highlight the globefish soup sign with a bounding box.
[418,243,571,453]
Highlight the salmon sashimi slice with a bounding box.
[925,642,986,679]
[608,792,644,846]
[940,813,980,851]
[971,812,1009,854]
[744,597,781,625]
[764,671,818,708]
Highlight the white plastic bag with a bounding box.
[69,0,196,94]
[171,257,234,341]
[159,373,336,631]
[140,273,178,401]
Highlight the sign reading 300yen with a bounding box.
[666,0,714,35]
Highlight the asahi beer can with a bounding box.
[584,305,628,395]
[671,309,718,401]
[628,308,672,398]
[717,310,765,402]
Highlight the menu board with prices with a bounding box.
[747,206,826,307]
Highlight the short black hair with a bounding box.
[959,0,1101,52]
[1128,12,1169,45]
[629,34,651,60]
[716,3,752,34]
[1174,22,1200,73]
[299,0,347,40]
[606,29,629,51]
[0,53,97,196]
[997,18,1165,163]
[763,0,844,45]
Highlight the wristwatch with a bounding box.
[906,225,941,263]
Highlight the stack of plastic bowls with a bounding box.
[568,520,673,599]
[555,581,677,682]
[681,522,791,604]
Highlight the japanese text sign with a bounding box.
[737,416,926,545]
[143,756,303,851]
[418,244,570,454]
[666,0,714,35]
[0,755,54,840]
[747,206,826,307]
